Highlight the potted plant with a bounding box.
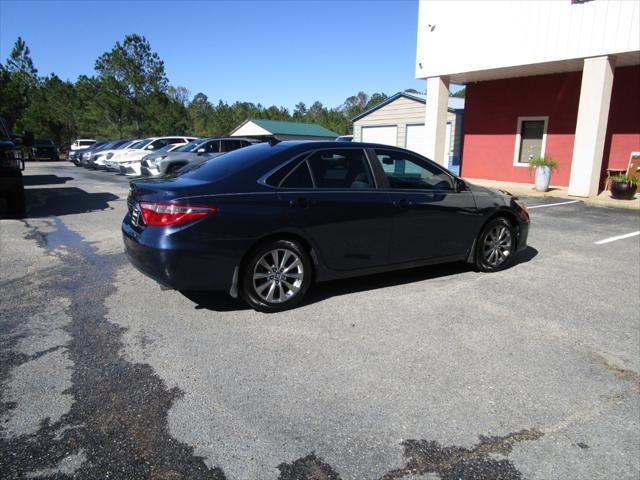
[528,156,558,192]
[609,174,638,200]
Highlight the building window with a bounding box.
[513,116,548,167]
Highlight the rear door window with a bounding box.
[221,140,242,152]
[204,140,220,153]
[307,149,374,189]
[280,161,314,188]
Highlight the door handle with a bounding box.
[289,197,316,208]
[393,198,412,209]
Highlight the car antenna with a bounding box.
[268,136,281,146]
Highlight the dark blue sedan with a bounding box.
[122,141,530,312]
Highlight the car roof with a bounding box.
[258,140,411,151]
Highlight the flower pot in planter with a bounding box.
[610,182,638,200]
[534,166,551,192]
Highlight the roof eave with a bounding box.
[352,91,460,122]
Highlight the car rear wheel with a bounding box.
[241,239,312,312]
[474,217,516,272]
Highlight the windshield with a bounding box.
[175,138,208,152]
[132,138,153,149]
[0,118,11,140]
[79,140,95,146]
[152,144,177,155]
[110,139,130,149]
[127,140,146,149]
[121,140,140,149]
[99,141,119,150]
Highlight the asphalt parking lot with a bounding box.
[1,161,639,480]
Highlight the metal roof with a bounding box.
[238,118,339,138]
[351,91,465,122]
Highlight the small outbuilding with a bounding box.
[352,92,464,174]
[230,118,339,141]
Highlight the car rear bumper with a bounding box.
[121,221,238,291]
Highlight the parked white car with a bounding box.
[105,136,196,175]
[70,139,96,151]
[92,139,139,169]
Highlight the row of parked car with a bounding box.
[67,135,261,176]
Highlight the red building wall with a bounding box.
[460,66,640,188]
[602,66,640,176]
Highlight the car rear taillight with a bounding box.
[138,202,216,226]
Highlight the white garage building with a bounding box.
[352,91,464,174]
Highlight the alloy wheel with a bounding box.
[482,225,512,267]
[252,248,304,304]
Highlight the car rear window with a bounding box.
[179,143,276,181]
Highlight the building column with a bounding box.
[424,76,449,167]
[568,56,615,197]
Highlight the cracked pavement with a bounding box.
[1,162,639,479]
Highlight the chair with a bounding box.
[605,152,640,190]
[627,152,640,179]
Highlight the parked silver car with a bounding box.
[140,137,259,176]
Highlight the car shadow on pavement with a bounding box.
[306,246,539,307]
[24,187,120,217]
[182,247,539,313]
[22,174,74,186]
[180,291,251,312]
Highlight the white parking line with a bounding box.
[594,231,640,245]
[527,200,581,209]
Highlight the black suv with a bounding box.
[0,116,26,217]
[28,139,60,161]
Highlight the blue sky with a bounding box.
[0,0,453,110]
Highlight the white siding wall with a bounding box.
[353,96,459,160]
[416,0,640,80]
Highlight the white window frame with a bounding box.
[513,116,548,167]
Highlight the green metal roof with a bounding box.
[250,118,338,138]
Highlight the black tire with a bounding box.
[474,217,516,272]
[240,239,313,312]
[5,184,26,218]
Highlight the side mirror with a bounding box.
[455,177,466,192]
[12,136,22,146]
[382,158,394,165]
[197,148,206,153]
[22,131,34,147]
[146,145,155,150]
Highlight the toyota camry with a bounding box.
[122,141,530,312]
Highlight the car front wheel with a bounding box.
[474,217,516,272]
[241,239,312,312]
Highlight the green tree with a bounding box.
[95,34,168,136]
[365,92,388,110]
[293,102,307,119]
[23,74,78,149]
[0,37,39,131]
[187,93,212,136]
[451,87,466,98]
